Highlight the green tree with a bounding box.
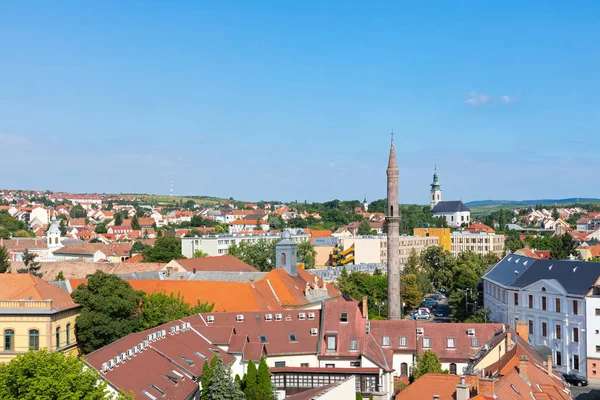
[552,207,560,221]
[243,360,257,400]
[0,349,133,400]
[201,359,213,400]
[207,355,245,400]
[131,215,140,230]
[193,249,209,258]
[14,230,34,238]
[403,248,433,295]
[139,291,214,330]
[357,219,374,236]
[356,393,363,400]
[297,240,317,269]
[410,350,446,383]
[69,204,86,218]
[267,215,285,230]
[131,241,150,253]
[256,356,275,400]
[400,273,421,311]
[94,224,107,234]
[505,230,524,252]
[549,234,577,260]
[114,212,123,226]
[71,271,144,353]
[255,219,263,231]
[227,239,278,271]
[54,271,65,281]
[420,246,455,292]
[0,245,11,273]
[142,235,185,262]
[18,248,42,277]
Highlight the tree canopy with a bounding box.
[0,245,10,273]
[0,349,133,400]
[410,350,446,382]
[140,291,214,330]
[206,355,245,400]
[142,235,185,262]
[17,248,42,277]
[69,204,86,219]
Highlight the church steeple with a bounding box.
[430,166,442,210]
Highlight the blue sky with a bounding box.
[1,1,598,204]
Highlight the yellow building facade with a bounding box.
[0,275,81,364]
[413,228,451,252]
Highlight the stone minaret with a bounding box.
[386,136,401,320]
[430,166,442,210]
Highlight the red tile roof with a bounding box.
[395,374,479,400]
[172,255,258,272]
[0,274,80,311]
[464,223,495,233]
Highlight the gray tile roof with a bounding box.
[431,201,471,213]
[117,271,268,282]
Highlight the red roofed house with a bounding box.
[164,254,259,273]
[464,222,495,234]
[228,219,270,234]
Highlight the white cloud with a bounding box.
[500,94,521,103]
[465,92,490,106]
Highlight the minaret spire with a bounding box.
[386,134,401,320]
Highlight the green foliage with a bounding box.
[267,215,285,230]
[505,230,524,252]
[191,215,219,228]
[142,235,185,262]
[358,219,375,235]
[0,245,11,273]
[400,273,421,311]
[54,271,65,281]
[0,210,29,233]
[0,349,133,400]
[206,355,245,400]
[14,230,34,238]
[131,241,150,253]
[403,248,433,295]
[69,204,86,219]
[194,249,209,258]
[114,212,123,226]
[356,393,363,400]
[131,215,140,230]
[140,291,214,330]
[420,246,455,292]
[524,233,577,260]
[201,359,213,400]
[227,239,278,271]
[336,269,388,315]
[18,249,42,277]
[297,240,317,269]
[256,356,275,400]
[410,350,446,383]
[243,360,257,400]
[71,271,144,353]
[94,224,107,234]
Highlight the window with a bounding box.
[542,296,547,311]
[556,325,562,340]
[556,299,561,313]
[325,363,335,368]
[399,336,407,347]
[446,337,455,349]
[382,336,390,346]
[29,329,39,351]
[259,335,268,343]
[340,313,348,322]
[574,327,579,343]
[56,327,60,348]
[400,362,408,377]
[350,361,361,367]
[281,253,286,265]
[327,336,336,351]
[449,363,457,375]
[528,295,533,308]
[349,339,358,351]
[151,384,165,397]
[422,337,430,348]
[289,333,297,342]
[596,345,600,353]
[300,363,309,367]
[596,308,600,316]
[514,293,519,306]
[471,338,479,348]
[528,320,534,335]
[542,322,547,337]
[4,329,14,351]
[573,300,578,315]
[274,361,285,368]
[66,324,71,345]
[556,351,562,366]
[574,354,580,370]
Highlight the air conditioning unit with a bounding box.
[101,362,108,373]
[366,321,371,333]
[127,349,133,359]
[147,334,153,342]
[298,313,306,320]
[161,329,166,337]
[169,326,176,335]
[137,343,143,352]
[207,315,215,323]
[275,313,282,321]
[181,323,187,331]
[175,325,180,333]
[467,328,475,336]
[152,332,157,341]
[120,352,126,362]
[265,314,273,321]
[143,340,149,348]
[132,347,138,355]
[107,359,115,369]
[307,312,315,320]
[310,328,318,335]
[416,328,424,335]
[114,356,120,366]
[186,322,191,329]
[236,314,244,322]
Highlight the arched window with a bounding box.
[541,287,546,292]
[432,194,435,201]
[4,329,14,351]
[437,194,440,200]
[66,323,71,345]
[56,327,61,348]
[449,363,457,375]
[55,237,58,244]
[29,329,39,351]
[281,253,287,265]
[400,362,408,377]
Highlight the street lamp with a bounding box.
[375,301,386,318]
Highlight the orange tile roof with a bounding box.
[465,222,495,233]
[0,274,80,311]
[395,374,478,400]
[229,219,267,225]
[311,229,333,238]
[173,255,258,272]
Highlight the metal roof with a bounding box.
[431,201,471,213]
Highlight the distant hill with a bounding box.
[466,198,600,207]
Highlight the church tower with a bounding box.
[363,195,368,212]
[386,135,401,320]
[276,230,298,276]
[430,166,442,210]
[47,213,62,252]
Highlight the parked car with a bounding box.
[413,311,429,320]
[561,373,588,387]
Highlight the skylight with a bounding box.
[259,335,268,343]
[194,351,206,359]
[289,333,297,342]
[151,384,165,397]
[180,356,194,366]
[164,374,178,385]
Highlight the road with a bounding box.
[572,383,600,399]
[417,298,451,323]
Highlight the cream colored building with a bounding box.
[0,274,81,363]
[338,235,439,265]
[450,231,505,258]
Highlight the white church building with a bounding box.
[429,168,471,228]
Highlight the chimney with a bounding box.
[361,296,368,319]
[506,329,512,347]
[547,355,552,375]
[515,320,528,341]
[433,395,440,400]
[479,377,495,397]
[456,376,470,400]
[518,355,529,379]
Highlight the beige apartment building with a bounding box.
[338,235,439,266]
[450,231,505,258]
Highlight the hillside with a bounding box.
[466,198,600,207]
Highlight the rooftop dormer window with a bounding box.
[340,312,348,322]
